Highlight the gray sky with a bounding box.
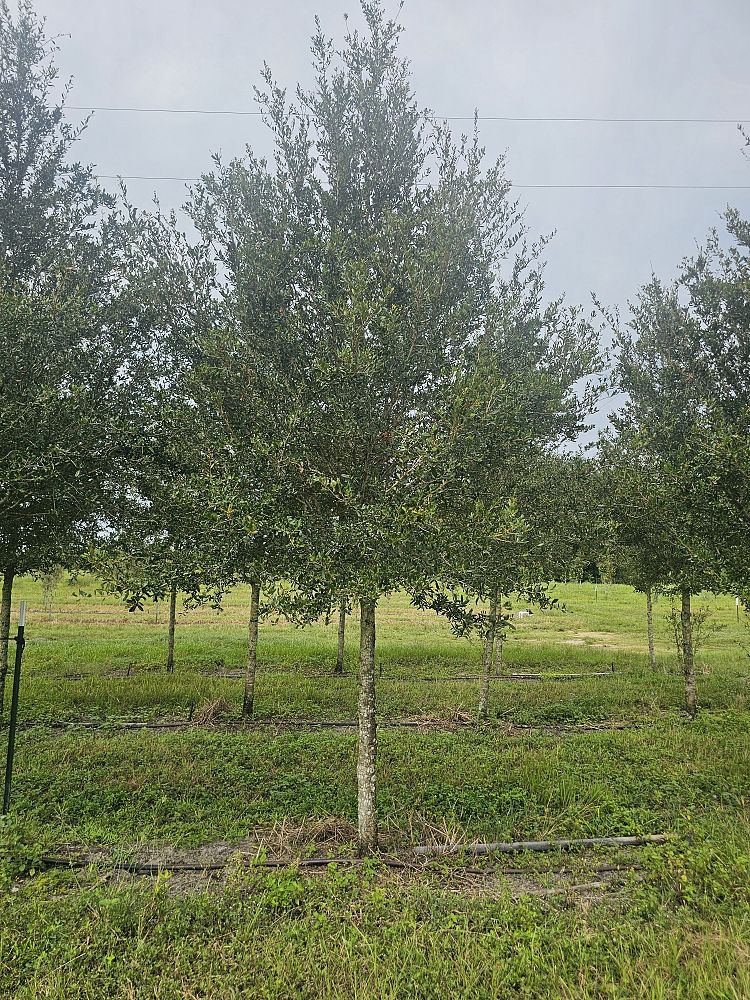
[36,0,750,427]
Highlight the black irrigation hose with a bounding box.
[37,839,665,876]
[404,671,616,683]
[212,671,618,683]
[24,719,462,733]
[47,666,620,681]
[40,855,411,873]
[20,717,645,734]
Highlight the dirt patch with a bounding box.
[27,715,648,737]
[560,631,654,653]
[44,841,642,901]
[40,820,651,900]
[562,631,617,648]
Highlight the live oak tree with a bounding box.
[676,210,750,599]
[86,479,226,675]
[608,202,750,710]
[604,279,722,718]
[430,454,605,720]
[212,2,604,851]
[332,596,351,675]
[434,271,602,719]
[0,3,152,711]
[83,204,224,675]
[193,472,314,719]
[184,140,330,718]
[125,136,330,718]
[89,544,189,674]
[285,7,523,850]
[563,459,664,668]
[606,534,663,670]
[428,501,530,721]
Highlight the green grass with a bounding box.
[2,854,749,999]
[1,714,748,852]
[0,576,748,997]
[8,577,750,725]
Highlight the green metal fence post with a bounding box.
[3,600,26,815]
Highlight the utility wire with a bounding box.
[72,102,750,190]
[68,106,750,124]
[94,174,750,191]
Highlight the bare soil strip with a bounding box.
[37,829,661,899]
[55,665,619,682]
[21,716,646,735]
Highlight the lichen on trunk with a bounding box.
[681,587,697,718]
[243,582,261,718]
[494,594,504,675]
[166,583,177,674]
[478,589,498,721]
[335,599,346,674]
[646,588,656,670]
[357,597,377,853]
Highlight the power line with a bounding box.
[513,183,750,190]
[68,105,750,125]
[95,174,750,191]
[443,116,750,125]
[97,174,196,182]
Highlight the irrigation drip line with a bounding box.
[412,834,672,856]
[40,854,411,873]
[26,718,460,732]
[20,717,644,734]
[220,670,617,682]
[410,671,615,682]
[36,838,666,876]
[33,663,623,681]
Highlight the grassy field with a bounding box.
[0,576,748,998]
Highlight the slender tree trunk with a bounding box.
[493,592,503,675]
[357,597,377,854]
[243,582,261,719]
[335,600,346,674]
[681,587,697,719]
[478,590,498,721]
[646,588,656,670]
[166,583,177,674]
[494,635,504,675]
[0,565,16,723]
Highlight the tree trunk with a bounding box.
[166,583,177,674]
[478,590,498,721]
[357,597,377,854]
[493,593,503,675]
[335,600,346,674]
[494,635,504,675]
[243,582,261,718]
[0,565,16,723]
[681,587,697,719]
[646,588,656,670]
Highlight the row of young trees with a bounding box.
[1,1,748,849]
[602,217,750,718]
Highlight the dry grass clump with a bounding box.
[192,697,233,726]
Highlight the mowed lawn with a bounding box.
[0,577,748,998]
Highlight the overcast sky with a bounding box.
[34,0,750,429]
